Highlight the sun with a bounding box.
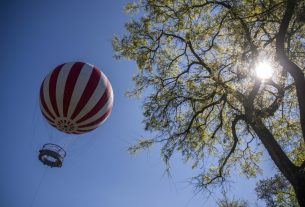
[255,61,273,80]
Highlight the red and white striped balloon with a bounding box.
[39,62,113,134]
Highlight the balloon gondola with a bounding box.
[38,143,66,168]
[38,61,113,167]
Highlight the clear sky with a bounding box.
[0,1,275,207]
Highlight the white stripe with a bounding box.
[74,72,107,121]
[39,99,55,122]
[56,63,73,117]
[76,125,98,132]
[76,105,112,131]
[67,63,93,118]
[77,92,113,126]
[43,74,57,118]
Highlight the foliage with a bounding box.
[217,189,249,207]
[255,142,305,207]
[255,174,299,207]
[113,0,305,205]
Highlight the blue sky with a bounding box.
[0,1,275,207]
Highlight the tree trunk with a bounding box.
[249,118,297,183]
[292,171,305,207]
[248,117,305,206]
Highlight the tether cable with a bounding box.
[29,167,47,207]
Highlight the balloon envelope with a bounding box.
[40,62,113,134]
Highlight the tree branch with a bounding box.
[276,0,305,141]
[249,117,298,184]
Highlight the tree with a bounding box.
[255,174,299,207]
[113,0,305,206]
[255,143,305,206]
[217,188,249,207]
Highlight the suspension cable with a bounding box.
[29,167,47,207]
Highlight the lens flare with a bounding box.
[255,61,273,80]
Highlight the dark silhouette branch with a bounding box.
[276,0,305,141]
[249,117,297,184]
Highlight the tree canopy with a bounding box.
[255,142,305,206]
[113,0,305,206]
[255,173,299,207]
[217,188,249,207]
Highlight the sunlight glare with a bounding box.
[255,61,273,80]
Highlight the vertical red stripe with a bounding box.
[49,65,63,117]
[41,107,55,124]
[40,80,55,120]
[63,62,84,117]
[40,110,57,128]
[76,128,95,133]
[70,68,101,119]
[76,80,112,123]
[78,106,112,128]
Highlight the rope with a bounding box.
[29,167,47,207]
[29,100,39,152]
[68,132,97,162]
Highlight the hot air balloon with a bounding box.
[38,61,113,167]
